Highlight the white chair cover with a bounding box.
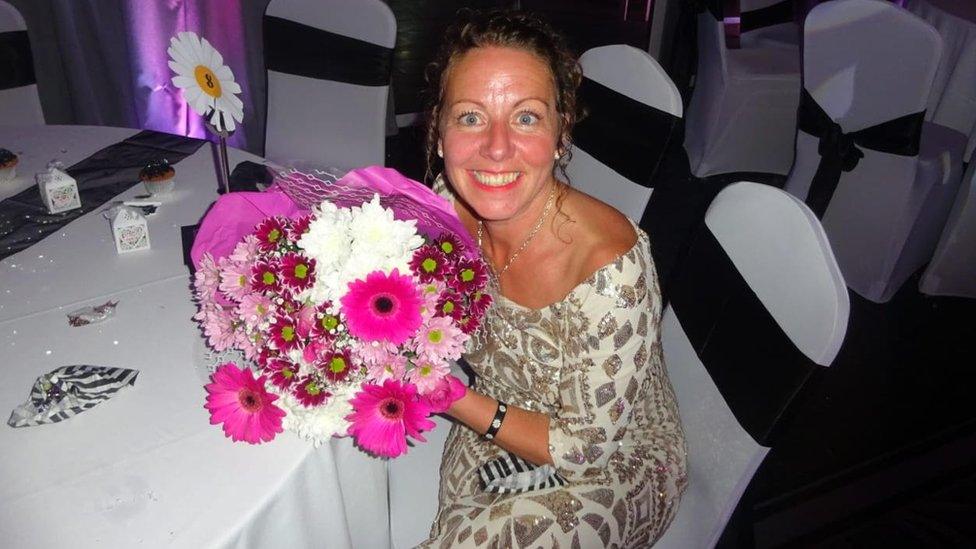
[920,160,976,298]
[739,0,800,50]
[683,5,800,177]
[264,0,396,170]
[0,1,44,125]
[565,45,683,222]
[784,0,965,303]
[656,181,848,548]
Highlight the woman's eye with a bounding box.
[517,112,539,125]
[459,113,479,126]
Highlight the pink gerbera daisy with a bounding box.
[293,375,331,407]
[279,252,316,292]
[204,363,285,444]
[319,348,356,382]
[250,259,281,294]
[346,380,435,457]
[264,356,300,389]
[447,257,489,293]
[269,314,301,352]
[409,245,449,282]
[340,269,423,346]
[254,217,289,251]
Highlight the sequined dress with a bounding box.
[420,225,687,548]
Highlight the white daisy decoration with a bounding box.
[167,31,244,134]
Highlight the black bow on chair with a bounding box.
[0,30,35,90]
[741,0,795,33]
[798,88,925,218]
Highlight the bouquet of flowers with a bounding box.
[190,166,491,457]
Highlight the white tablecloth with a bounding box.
[908,0,976,161]
[0,125,391,548]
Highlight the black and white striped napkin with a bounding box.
[479,452,568,494]
[8,365,139,428]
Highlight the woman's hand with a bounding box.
[446,387,554,467]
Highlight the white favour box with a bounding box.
[110,207,151,253]
[36,167,81,213]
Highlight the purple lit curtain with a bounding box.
[9,0,269,153]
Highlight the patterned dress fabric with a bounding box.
[420,220,688,548]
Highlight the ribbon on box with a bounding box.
[798,88,925,219]
[8,365,139,428]
[667,226,820,445]
[572,77,680,190]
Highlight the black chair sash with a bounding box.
[0,30,36,90]
[0,131,205,261]
[741,0,794,33]
[668,226,823,446]
[798,88,925,218]
[263,15,393,87]
[572,77,680,189]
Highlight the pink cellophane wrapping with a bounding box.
[191,165,476,267]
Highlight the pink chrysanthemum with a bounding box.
[365,352,407,384]
[346,380,435,458]
[414,315,467,362]
[310,303,341,339]
[194,304,237,351]
[193,253,220,300]
[340,269,423,345]
[237,293,274,329]
[279,252,316,292]
[250,259,281,294]
[457,313,482,335]
[289,214,313,241]
[435,291,464,321]
[468,290,494,318]
[293,375,331,407]
[235,329,264,361]
[218,261,252,301]
[409,245,449,282]
[354,340,399,366]
[269,314,301,352]
[204,363,285,444]
[435,233,466,258]
[264,356,300,389]
[254,217,289,251]
[318,348,356,382]
[408,360,450,393]
[229,234,261,264]
[447,257,489,293]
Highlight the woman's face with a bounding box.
[439,46,560,225]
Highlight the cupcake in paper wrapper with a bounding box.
[140,158,176,195]
[0,148,18,183]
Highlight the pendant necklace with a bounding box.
[477,184,557,281]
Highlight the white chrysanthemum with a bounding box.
[168,31,244,133]
[298,201,353,272]
[270,383,357,446]
[348,194,424,261]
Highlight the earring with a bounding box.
[554,150,561,160]
[437,143,444,158]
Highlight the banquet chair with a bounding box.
[565,45,683,222]
[739,0,800,50]
[783,0,966,303]
[920,160,976,299]
[263,0,396,170]
[655,181,849,548]
[683,0,801,177]
[0,0,44,125]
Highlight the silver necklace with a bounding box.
[477,184,557,279]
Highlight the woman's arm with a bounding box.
[446,388,554,466]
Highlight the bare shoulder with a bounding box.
[560,187,638,277]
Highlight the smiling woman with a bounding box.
[418,9,687,548]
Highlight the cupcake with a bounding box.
[0,148,18,183]
[139,158,176,195]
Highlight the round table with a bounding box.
[908,0,976,161]
[0,125,391,548]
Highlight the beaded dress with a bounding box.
[420,194,687,547]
